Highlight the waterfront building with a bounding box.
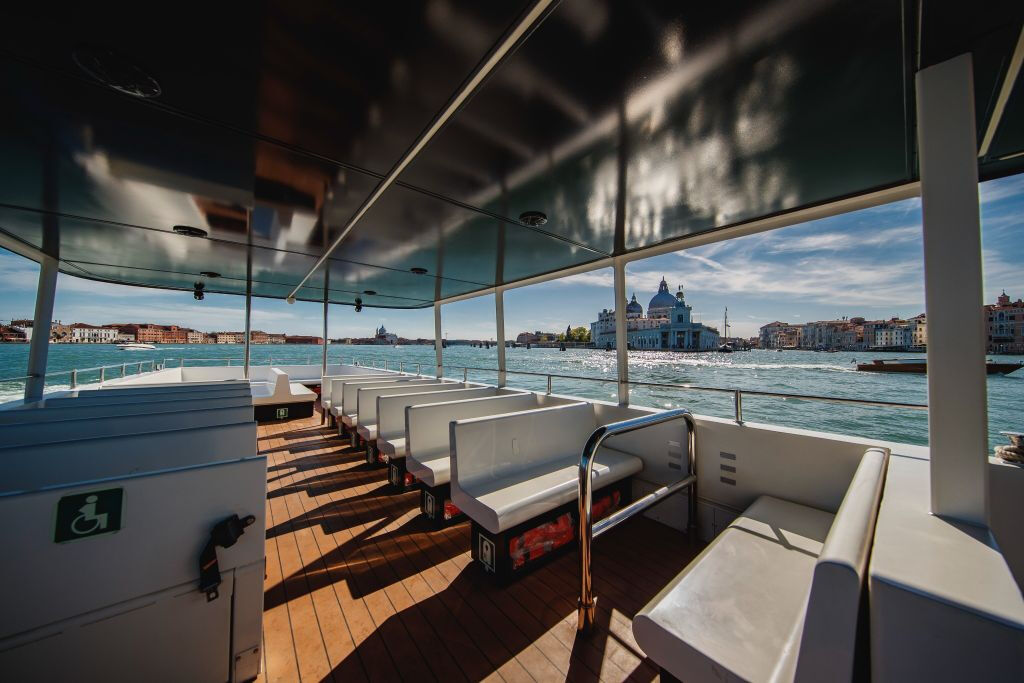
[285,335,324,345]
[213,331,243,344]
[985,291,1024,353]
[758,321,804,349]
[0,324,27,342]
[248,330,269,345]
[70,323,117,343]
[373,325,398,345]
[908,314,927,347]
[267,333,286,344]
[187,330,208,344]
[590,278,720,351]
[874,326,914,348]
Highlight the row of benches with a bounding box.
[0,380,267,681]
[323,372,892,682]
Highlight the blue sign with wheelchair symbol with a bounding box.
[54,488,124,543]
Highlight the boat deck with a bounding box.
[256,412,703,682]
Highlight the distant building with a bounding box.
[213,332,243,344]
[285,335,324,345]
[187,330,208,344]
[516,331,558,344]
[249,330,269,344]
[0,324,27,342]
[874,326,913,348]
[70,323,117,343]
[9,319,33,342]
[986,291,1024,353]
[759,321,803,349]
[373,325,398,345]
[908,314,927,347]
[267,333,286,344]
[591,278,720,351]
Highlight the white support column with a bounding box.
[24,255,57,402]
[434,302,443,379]
[917,53,989,526]
[495,289,507,387]
[243,249,252,378]
[322,271,329,376]
[613,257,629,405]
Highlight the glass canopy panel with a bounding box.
[0,2,532,178]
[400,0,913,252]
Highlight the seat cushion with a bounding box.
[452,446,641,534]
[633,496,834,683]
[341,413,356,427]
[406,449,452,487]
[356,423,377,441]
[377,437,406,459]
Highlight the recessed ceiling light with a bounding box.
[410,267,428,275]
[199,271,221,278]
[72,46,162,98]
[519,210,548,227]
[173,225,208,238]
[363,290,377,295]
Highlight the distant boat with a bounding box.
[117,343,156,350]
[718,344,733,353]
[856,358,1023,375]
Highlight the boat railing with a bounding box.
[431,364,928,424]
[577,408,697,632]
[0,360,157,390]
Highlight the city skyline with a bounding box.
[1,174,1021,340]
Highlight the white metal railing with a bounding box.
[430,364,928,424]
[0,360,157,390]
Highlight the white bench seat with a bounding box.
[455,446,641,535]
[634,496,833,683]
[377,436,406,459]
[633,447,888,683]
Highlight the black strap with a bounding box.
[199,513,256,601]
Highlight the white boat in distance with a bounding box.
[116,343,156,350]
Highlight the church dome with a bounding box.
[626,293,643,317]
[647,277,677,314]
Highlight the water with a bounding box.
[1,343,1020,451]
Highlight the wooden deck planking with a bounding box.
[257,413,702,682]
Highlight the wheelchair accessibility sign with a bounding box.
[54,488,124,543]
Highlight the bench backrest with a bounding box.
[250,367,293,400]
[180,366,246,382]
[0,421,257,495]
[39,386,251,407]
[0,404,254,449]
[406,393,574,459]
[450,402,594,491]
[97,380,250,395]
[322,372,393,401]
[340,378,441,414]
[356,383,467,425]
[378,387,511,441]
[0,395,253,425]
[792,447,889,683]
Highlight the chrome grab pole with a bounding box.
[70,369,77,389]
[734,390,743,424]
[121,363,126,377]
[137,362,142,375]
[100,367,105,384]
[400,361,405,373]
[547,375,553,394]
[578,408,697,632]
[463,367,468,382]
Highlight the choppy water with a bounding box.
[2,343,1021,452]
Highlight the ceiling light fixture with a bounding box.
[354,297,363,313]
[193,282,205,301]
[410,267,428,275]
[173,225,208,238]
[72,46,162,98]
[363,290,377,295]
[519,210,548,227]
[199,271,221,278]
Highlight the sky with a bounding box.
[2,175,1022,340]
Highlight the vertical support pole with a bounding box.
[434,302,443,379]
[24,255,58,402]
[613,257,629,406]
[495,288,507,387]
[917,54,988,526]
[322,270,329,376]
[243,247,252,378]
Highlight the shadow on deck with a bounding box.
[259,414,702,682]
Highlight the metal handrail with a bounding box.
[434,364,928,421]
[0,360,156,387]
[577,408,697,632]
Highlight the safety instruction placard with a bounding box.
[54,488,124,543]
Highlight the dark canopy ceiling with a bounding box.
[0,1,1021,307]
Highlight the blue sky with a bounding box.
[2,175,1022,339]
